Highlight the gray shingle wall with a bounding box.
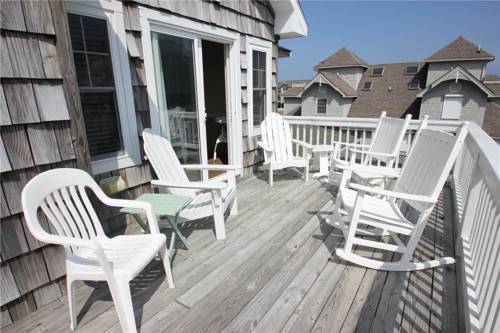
[283,97,301,114]
[301,85,352,117]
[318,67,365,90]
[419,80,487,126]
[427,61,485,85]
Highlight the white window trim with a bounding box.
[316,98,327,114]
[441,94,463,120]
[66,0,141,175]
[247,37,272,137]
[138,7,243,175]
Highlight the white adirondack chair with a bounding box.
[21,168,173,333]
[142,128,238,240]
[333,124,468,271]
[258,113,313,186]
[329,111,412,187]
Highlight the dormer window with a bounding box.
[363,81,373,90]
[372,67,384,76]
[408,79,420,90]
[405,65,419,75]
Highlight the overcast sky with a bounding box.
[278,1,500,81]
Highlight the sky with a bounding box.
[278,1,500,81]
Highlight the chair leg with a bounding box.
[213,206,226,240]
[108,278,137,333]
[269,165,274,186]
[230,197,238,216]
[304,164,309,182]
[67,277,77,331]
[159,243,174,288]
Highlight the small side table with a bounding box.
[312,145,334,179]
[120,193,192,261]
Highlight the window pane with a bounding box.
[82,16,110,53]
[408,79,419,89]
[253,90,266,126]
[73,52,89,86]
[317,98,327,114]
[81,92,122,157]
[363,81,373,90]
[88,54,114,86]
[405,66,419,75]
[372,67,384,76]
[68,14,84,51]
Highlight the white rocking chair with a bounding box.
[21,168,173,333]
[333,124,468,271]
[143,128,238,240]
[329,111,412,187]
[258,113,313,186]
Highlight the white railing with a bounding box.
[283,116,499,332]
[452,123,500,333]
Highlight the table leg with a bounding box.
[131,214,150,233]
[166,215,189,250]
[313,151,330,178]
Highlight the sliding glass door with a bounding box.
[151,31,206,172]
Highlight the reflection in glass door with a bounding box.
[151,32,202,169]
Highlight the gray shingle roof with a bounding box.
[426,36,495,62]
[281,86,304,97]
[320,72,358,97]
[314,48,368,68]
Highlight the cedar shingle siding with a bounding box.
[1,0,278,323]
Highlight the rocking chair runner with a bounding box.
[258,113,313,186]
[329,111,412,187]
[333,124,468,271]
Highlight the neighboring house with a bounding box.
[0,0,307,322]
[287,36,500,137]
[277,79,308,115]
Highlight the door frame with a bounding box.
[140,7,242,177]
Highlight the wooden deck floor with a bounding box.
[3,171,460,333]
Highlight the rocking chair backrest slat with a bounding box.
[395,125,468,207]
[261,113,295,163]
[142,129,195,198]
[368,112,412,164]
[22,169,108,254]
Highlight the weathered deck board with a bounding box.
[2,175,460,333]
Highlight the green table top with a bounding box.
[120,193,192,217]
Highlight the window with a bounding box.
[408,79,420,90]
[317,99,327,114]
[247,38,271,136]
[372,67,384,76]
[405,65,419,75]
[67,1,139,174]
[363,81,373,90]
[441,95,462,119]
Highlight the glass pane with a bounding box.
[68,14,84,51]
[80,92,122,157]
[73,52,89,86]
[152,32,201,170]
[253,90,266,126]
[82,16,110,53]
[88,54,114,87]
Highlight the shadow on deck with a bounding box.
[3,170,460,333]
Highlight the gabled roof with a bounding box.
[314,48,368,69]
[483,101,500,138]
[426,36,495,62]
[417,65,495,97]
[484,74,500,83]
[300,72,358,98]
[349,62,425,118]
[485,83,500,96]
[281,86,304,97]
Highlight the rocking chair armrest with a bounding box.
[349,183,437,204]
[182,164,240,171]
[291,139,314,151]
[348,149,395,159]
[257,141,274,152]
[332,142,370,149]
[151,179,227,191]
[336,164,401,178]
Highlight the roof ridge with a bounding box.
[426,36,495,61]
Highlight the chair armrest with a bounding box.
[336,164,401,178]
[257,141,274,152]
[333,142,370,149]
[182,164,240,171]
[100,197,161,234]
[349,149,395,159]
[349,183,436,204]
[151,179,227,191]
[291,139,314,150]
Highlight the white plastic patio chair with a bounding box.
[21,168,173,333]
[258,112,313,186]
[329,111,412,187]
[142,128,238,240]
[333,124,468,271]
